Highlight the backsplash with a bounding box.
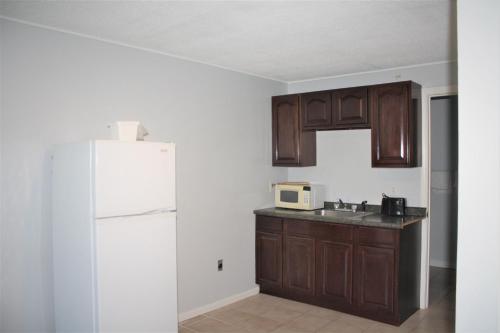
[323,201,427,217]
[287,130,424,207]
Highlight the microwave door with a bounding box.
[276,188,304,209]
[280,190,299,203]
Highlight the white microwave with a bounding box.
[275,182,324,210]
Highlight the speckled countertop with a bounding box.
[253,207,426,229]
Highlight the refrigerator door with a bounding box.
[95,212,178,332]
[94,141,175,218]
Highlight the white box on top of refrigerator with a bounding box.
[52,140,178,333]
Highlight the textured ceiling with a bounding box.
[0,1,457,82]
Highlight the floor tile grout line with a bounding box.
[183,296,285,331]
[180,315,209,328]
[178,324,198,333]
[211,303,310,333]
[180,268,455,333]
[266,310,341,333]
[311,316,338,333]
[195,313,249,331]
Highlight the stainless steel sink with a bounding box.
[310,209,374,219]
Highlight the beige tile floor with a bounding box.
[180,267,455,333]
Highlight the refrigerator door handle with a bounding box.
[96,209,177,220]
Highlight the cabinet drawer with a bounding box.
[358,227,398,247]
[256,215,283,233]
[314,223,353,242]
[285,220,315,236]
[286,220,352,243]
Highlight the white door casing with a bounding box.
[419,85,458,309]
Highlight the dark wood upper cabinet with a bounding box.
[271,80,421,168]
[301,92,332,130]
[332,87,369,129]
[370,82,420,167]
[272,95,316,166]
[301,88,369,130]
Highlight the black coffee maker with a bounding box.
[381,193,406,216]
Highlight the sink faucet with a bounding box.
[338,199,345,209]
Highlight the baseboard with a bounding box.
[430,259,456,269]
[178,286,260,322]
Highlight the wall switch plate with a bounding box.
[218,259,223,271]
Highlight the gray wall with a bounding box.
[287,62,458,207]
[287,62,457,94]
[456,1,500,331]
[0,20,287,332]
[430,97,458,268]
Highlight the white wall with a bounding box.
[430,97,458,268]
[0,18,3,331]
[456,1,500,332]
[287,62,458,207]
[0,20,287,332]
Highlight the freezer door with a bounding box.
[94,141,175,218]
[95,213,178,333]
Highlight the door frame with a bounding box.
[419,85,458,308]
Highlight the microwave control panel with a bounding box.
[303,187,311,204]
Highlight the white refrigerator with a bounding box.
[52,140,178,333]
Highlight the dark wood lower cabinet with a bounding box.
[356,245,396,318]
[255,216,284,294]
[316,240,353,308]
[284,234,315,297]
[256,231,283,289]
[255,215,421,326]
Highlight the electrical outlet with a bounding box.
[218,259,223,271]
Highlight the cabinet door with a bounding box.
[316,240,353,307]
[332,88,369,129]
[272,95,300,165]
[356,245,395,316]
[272,95,316,166]
[370,83,414,167]
[256,231,283,289]
[285,234,315,297]
[301,92,332,130]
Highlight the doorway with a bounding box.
[428,95,458,312]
